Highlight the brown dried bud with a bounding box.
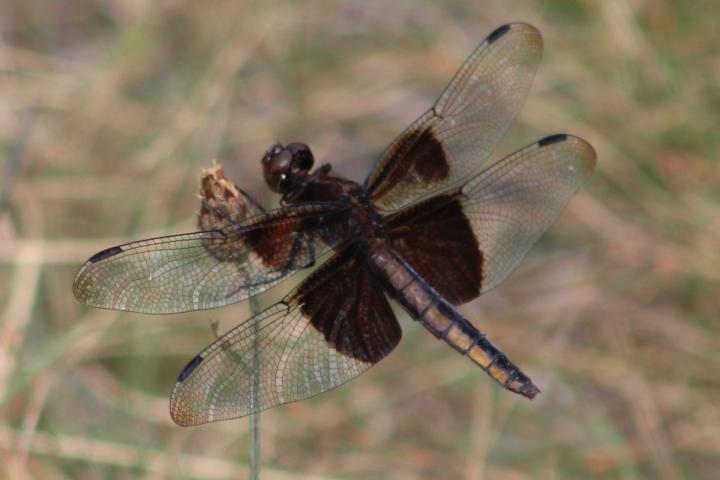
[198,163,261,261]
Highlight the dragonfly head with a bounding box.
[262,142,315,194]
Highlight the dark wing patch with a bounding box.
[366,127,449,203]
[384,194,482,305]
[73,202,350,314]
[297,246,401,363]
[244,217,313,270]
[170,246,400,426]
[365,23,543,211]
[379,135,595,301]
[382,134,595,302]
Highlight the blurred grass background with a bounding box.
[1,0,719,478]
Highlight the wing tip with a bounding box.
[539,133,598,173]
[537,133,568,147]
[88,246,124,263]
[487,22,543,48]
[487,24,512,44]
[169,377,201,427]
[169,400,196,427]
[566,135,598,173]
[73,246,125,303]
[72,266,93,304]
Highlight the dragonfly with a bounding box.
[74,23,596,426]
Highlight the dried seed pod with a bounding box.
[198,163,261,261]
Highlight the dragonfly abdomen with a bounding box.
[369,244,540,399]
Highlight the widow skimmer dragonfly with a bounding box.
[74,23,596,426]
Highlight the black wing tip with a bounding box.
[88,246,124,263]
[486,23,541,45]
[177,355,204,382]
[487,24,512,44]
[538,133,568,147]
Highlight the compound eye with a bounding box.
[287,142,314,171]
[262,148,293,193]
[263,144,283,164]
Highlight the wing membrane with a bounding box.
[170,245,400,426]
[385,134,596,302]
[73,202,350,314]
[365,23,543,211]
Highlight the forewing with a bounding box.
[385,134,596,302]
[170,246,401,426]
[365,23,543,211]
[73,202,350,314]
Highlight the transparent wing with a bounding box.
[73,202,350,314]
[170,246,401,426]
[384,134,596,303]
[464,134,596,292]
[365,23,543,211]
